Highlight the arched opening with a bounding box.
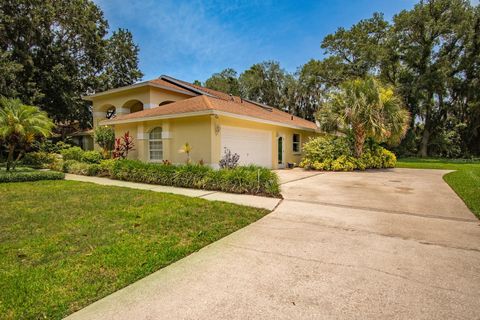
[97,104,116,119]
[159,100,174,106]
[149,127,163,161]
[122,99,144,113]
[106,106,116,119]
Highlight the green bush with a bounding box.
[302,135,352,164]
[81,150,103,164]
[300,136,397,171]
[98,159,116,177]
[110,159,280,197]
[63,160,99,176]
[0,170,65,183]
[22,152,58,168]
[60,147,84,161]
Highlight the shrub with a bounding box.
[113,131,134,159]
[22,152,58,168]
[94,126,115,155]
[63,160,99,176]
[81,150,103,164]
[219,147,240,169]
[60,147,84,161]
[98,159,117,177]
[301,135,352,167]
[0,170,65,183]
[300,135,397,171]
[34,140,72,154]
[331,155,356,171]
[110,159,280,197]
[62,160,75,172]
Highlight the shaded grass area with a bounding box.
[396,158,480,218]
[0,180,268,319]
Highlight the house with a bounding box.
[83,75,319,169]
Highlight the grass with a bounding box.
[396,158,480,218]
[0,180,268,319]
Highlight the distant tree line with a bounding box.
[0,0,143,132]
[200,0,480,157]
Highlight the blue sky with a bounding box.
[94,0,420,82]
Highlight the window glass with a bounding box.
[149,127,163,160]
[293,134,300,153]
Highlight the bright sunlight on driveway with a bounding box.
[67,168,480,320]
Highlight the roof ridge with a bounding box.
[201,95,215,109]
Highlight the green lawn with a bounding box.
[0,180,268,319]
[396,158,480,219]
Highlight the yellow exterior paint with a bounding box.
[86,83,318,168]
[90,86,192,127]
[214,115,316,169]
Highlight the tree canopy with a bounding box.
[202,0,480,157]
[0,0,143,129]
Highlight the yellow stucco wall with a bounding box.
[90,86,192,129]
[112,116,213,165]
[214,115,317,169]
[110,114,317,168]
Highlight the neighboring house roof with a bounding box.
[94,75,318,131]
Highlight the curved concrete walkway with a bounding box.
[66,168,480,320]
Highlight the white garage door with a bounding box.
[221,126,272,168]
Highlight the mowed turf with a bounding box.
[396,158,480,218]
[0,180,268,319]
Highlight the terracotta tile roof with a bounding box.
[103,94,318,130]
[147,78,194,95]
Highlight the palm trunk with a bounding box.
[354,126,366,158]
[6,145,15,171]
[12,150,24,170]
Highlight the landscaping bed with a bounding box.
[23,146,281,197]
[397,158,480,219]
[0,180,269,319]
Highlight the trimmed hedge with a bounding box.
[0,170,65,183]
[111,160,280,197]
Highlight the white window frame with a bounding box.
[292,133,301,154]
[149,127,163,161]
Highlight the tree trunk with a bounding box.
[6,145,15,171]
[12,150,24,170]
[354,126,366,158]
[419,128,430,157]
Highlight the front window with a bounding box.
[149,127,163,160]
[293,134,301,153]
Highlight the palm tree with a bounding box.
[0,97,54,170]
[316,77,410,157]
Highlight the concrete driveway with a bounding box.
[67,168,480,320]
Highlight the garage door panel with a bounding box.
[221,126,272,168]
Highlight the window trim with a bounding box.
[292,133,301,154]
[148,127,163,162]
